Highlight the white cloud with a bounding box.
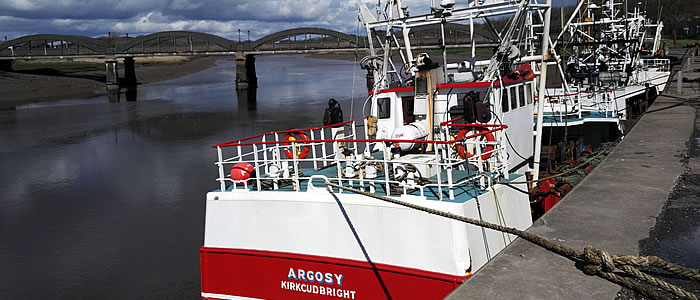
[3,0,39,10]
[50,19,75,26]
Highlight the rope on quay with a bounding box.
[324,181,700,300]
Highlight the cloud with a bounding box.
[3,0,525,41]
[169,0,203,10]
[1,1,379,40]
[3,0,40,11]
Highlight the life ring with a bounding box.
[455,128,495,160]
[283,132,311,159]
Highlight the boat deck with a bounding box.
[540,111,619,127]
[216,163,525,203]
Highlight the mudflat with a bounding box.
[0,56,222,110]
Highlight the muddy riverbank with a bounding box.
[0,56,222,110]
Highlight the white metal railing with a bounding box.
[640,58,671,71]
[544,82,618,123]
[212,121,509,201]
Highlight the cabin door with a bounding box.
[372,93,403,140]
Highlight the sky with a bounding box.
[0,0,578,42]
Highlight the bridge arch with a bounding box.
[251,27,362,50]
[117,31,239,53]
[0,34,107,56]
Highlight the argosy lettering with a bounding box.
[287,268,344,286]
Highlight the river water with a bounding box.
[0,56,367,298]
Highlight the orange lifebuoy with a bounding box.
[455,128,495,160]
[283,132,311,159]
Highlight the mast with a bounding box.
[533,0,553,182]
[381,2,394,89]
[395,0,414,73]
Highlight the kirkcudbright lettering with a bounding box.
[284,268,355,298]
[281,280,356,299]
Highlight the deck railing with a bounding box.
[640,58,671,72]
[544,82,617,123]
[212,120,509,200]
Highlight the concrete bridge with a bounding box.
[0,25,497,88]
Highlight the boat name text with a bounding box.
[287,268,343,286]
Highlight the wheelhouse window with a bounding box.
[519,85,526,107]
[510,86,517,109]
[377,97,391,119]
[526,83,533,104]
[501,88,509,112]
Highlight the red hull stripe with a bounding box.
[201,247,469,300]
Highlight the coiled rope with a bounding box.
[324,181,700,300]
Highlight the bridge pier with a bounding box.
[245,54,257,89]
[122,57,137,86]
[235,54,257,90]
[105,59,119,87]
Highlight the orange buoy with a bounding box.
[454,128,495,160]
[283,132,311,159]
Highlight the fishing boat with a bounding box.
[200,0,552,298]
[538,0,670,138]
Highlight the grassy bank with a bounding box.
[669,39,700,48]
[12,61,104,74]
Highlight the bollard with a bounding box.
[676,71,682,95]
[687,58,692,72]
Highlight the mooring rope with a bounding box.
[324,181,700,300]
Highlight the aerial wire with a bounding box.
[350,16,361,123]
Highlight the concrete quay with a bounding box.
[448,50,700,299]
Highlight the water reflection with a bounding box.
[236,87,257,120]
[0,55,368,299]
[107,86,138,103]
[127,112,237,141]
